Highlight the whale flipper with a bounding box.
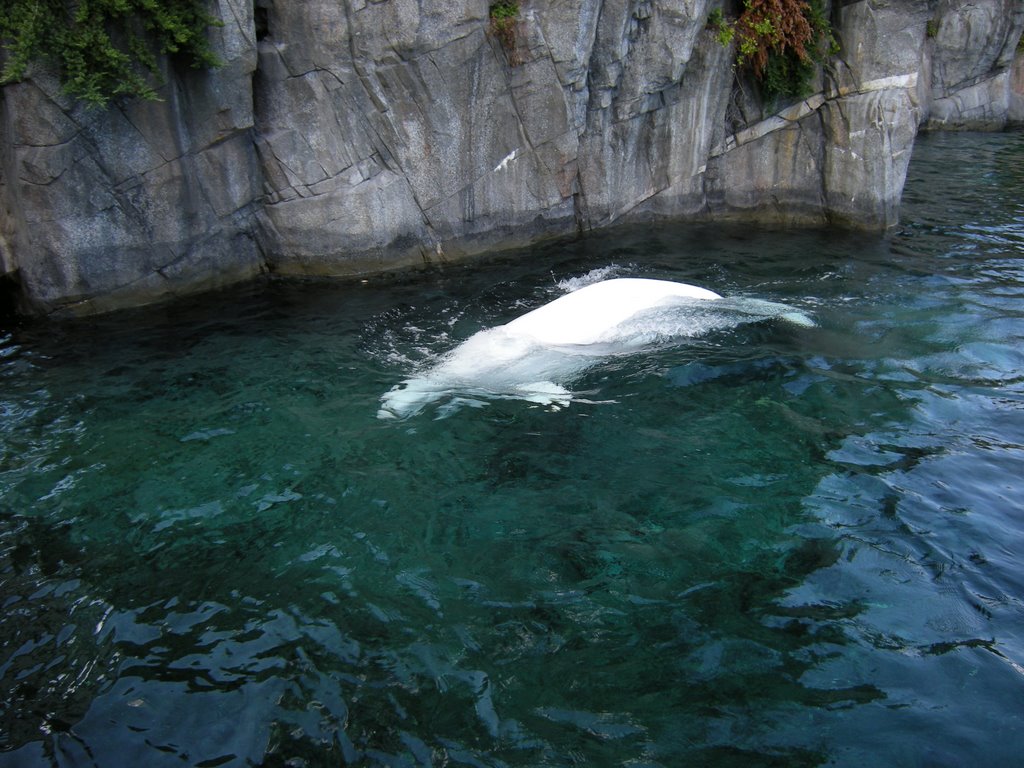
[513,381,572,408]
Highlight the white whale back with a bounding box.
[504,278,722,346]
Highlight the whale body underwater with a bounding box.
[377,277,814,419]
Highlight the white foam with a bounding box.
[556,265,627,293]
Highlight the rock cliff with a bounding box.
[1,0,1022,315]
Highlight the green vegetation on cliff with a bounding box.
[0,0,221,106]
[711,0,837,100]
[489,1,520,66]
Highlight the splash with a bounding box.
[555,265,629,293]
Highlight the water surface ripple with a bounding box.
[2,132,1024,766]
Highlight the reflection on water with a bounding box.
[2,132,1024,766]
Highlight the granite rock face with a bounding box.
[923,0,1024,129]
[1,0,1022,314]
[0,0,264,314]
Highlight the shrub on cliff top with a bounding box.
[489,1,521,66]
[0,0,221,106]
[713,0,836,100]
[735,0,815,78]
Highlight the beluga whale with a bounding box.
[377,277,813,420]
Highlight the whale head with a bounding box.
[377,325,580,419]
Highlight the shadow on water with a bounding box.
[4,132,1024,766]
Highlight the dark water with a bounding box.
[2,132,1023,767]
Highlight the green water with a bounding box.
[2,132,1023,767]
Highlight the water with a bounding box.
[2,131,1023,766]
